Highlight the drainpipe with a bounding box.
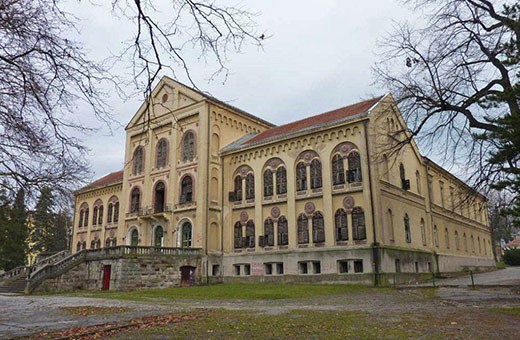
[363,120,380,286]
[205,103,211,284]
[220,153,225,283]
[424,160,439,275]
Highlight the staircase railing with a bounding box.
[0,266,29,281]
[26,246,201,293]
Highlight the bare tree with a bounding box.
[0,0,262,197]
[373,0,519,210]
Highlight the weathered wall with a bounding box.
[33,254,201,293]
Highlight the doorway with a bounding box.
[180,266,195,287]
[102,265,111,290]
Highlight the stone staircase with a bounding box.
[0,276,27,294]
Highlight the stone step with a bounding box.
[0,278,27,294]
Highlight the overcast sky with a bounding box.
[72,0,416,182]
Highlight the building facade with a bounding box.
[72,77,495,285]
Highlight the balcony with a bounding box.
[126,205,172,219]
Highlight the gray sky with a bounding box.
[73,0,414,181]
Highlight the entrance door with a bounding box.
[180,266,195,287]
[102,265,111,290]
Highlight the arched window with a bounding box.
[352,207,366,240]
[90,239,96,249]
[92,207,98,226]
[76,241,81,252]
[105,238,111,248]
[420,218,426,246]
[404,214,411,243]
[264,218,274,246]
[83,208,89,227]
[245,220,255,248]
[312,212,325,243]
[114,202,119,222]
[347,152,362,183]
[433,225,439,247]
[245,173,255,199]
[154,226,164,247]
[182,222,192,248]
[477,236,481,254]
[276,167,287,194]
[387,209,395,241]
[332,154,345,185]
[132,146,144,175]
[471,235,475,253]
[97,206,103,225]
[297,214,309,244]
[130,229,139,246]
[399,163,409,189]
[445,227,450,249]
[310,159,322,189]
[455,230,460,250]
[182,131,195,161]
[130,188,141,213]
[416,171,421,194]
[82,241,87,250]
[264,169,273,197]
[78,210,84,228]
[234,222,242,248]
[277,216,288,246]
[180,176,193,203]
[234,176,242,201]
[156,138,168,168]
[335,209,348,241]
[296,162,307,191]
[463,233,468,252]
[107,203,113,223]
[154,181,166,212]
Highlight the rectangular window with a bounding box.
[244,264,251,276]
[265,263,273,275]
[415,262,419,273]
[234,264,241,276]
[338,260,349,273]
[212,265,220,276]
[299,262,308,274]
[312,261,321,274]
[276,263,284,275]
[354,260,363,273]
[395,259,401,273]
[428,262,432,273]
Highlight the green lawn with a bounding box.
[64,283,379,302]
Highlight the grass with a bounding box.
[489,307,520,317]
[63,283,379,302]
[107,309,412,340]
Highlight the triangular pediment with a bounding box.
[126,76,206,130]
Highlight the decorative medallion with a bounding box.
[240,211,249,222]
[269,158,282,169]
[271,207,281,218]
[343,195,355,210]
[161,93,168,103]
[109,230,115,238]
[304,202,315,214]
[239,166,249,176]
[304,152,313,161]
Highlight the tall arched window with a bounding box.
[130,229,139,246]
[347,151,362,183]
[264,218,274,246]
[335,209,348,241]
[352,207,366,240]
[399,163,409,189]
[97,206,103,225]
[245,173,255,199]
[445,227,450,249]
[92,206,98,226]
[154,181,166,212]
[478,236,481,254]
[78,210,84,228]
[180,176,193,203]
[277,216,288,245]
[264,169,273,197]
[132,146,144,175]
[107,203,113,223]
[234,222,242,248]
[296,162,307,191]
[114,202,119,222]
[420,218,426,246]
[182,131,195,161]
[404,214,411,243]
[156,138,168,168]
[130,187,141,213]
[234,176,242,201]
[332,154,345,185]
[471,235,475,253]
[181,222,192,248]
[154,226,164,247]
[415,171,421,194]
[312,212,325,243]
[245,220,255,248]
[455,230,460,250]
[387,209,395,241]
[297,213,309,244]
[433,225,439,247]
[310,159,322,189]
[84,208,89,227]
[463,233,468,252]
[276,167,287,194]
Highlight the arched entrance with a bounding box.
[154,225,164,247]
[130,228,139,246]
[181,221,192,248]
[180,266,196,286]
[154,182,165,213]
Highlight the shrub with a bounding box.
[503,248,520,266]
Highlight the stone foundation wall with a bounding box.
[437,254,496,272]
[33,254,201,293]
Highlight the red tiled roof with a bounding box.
[506,237,520,248]
[245,96,383,145]
[80,170,124,191]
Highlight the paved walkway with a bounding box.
[435,266,520,287]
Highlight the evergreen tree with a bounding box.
[2,188,28,270]
[50,210,70,252]
[31,187,55,254]
[0,186,12,271]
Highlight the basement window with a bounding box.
[354,260,364,273]
[338,260,349,273]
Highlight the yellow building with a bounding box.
[72,77,494,284]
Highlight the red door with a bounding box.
[102,265,111,290]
